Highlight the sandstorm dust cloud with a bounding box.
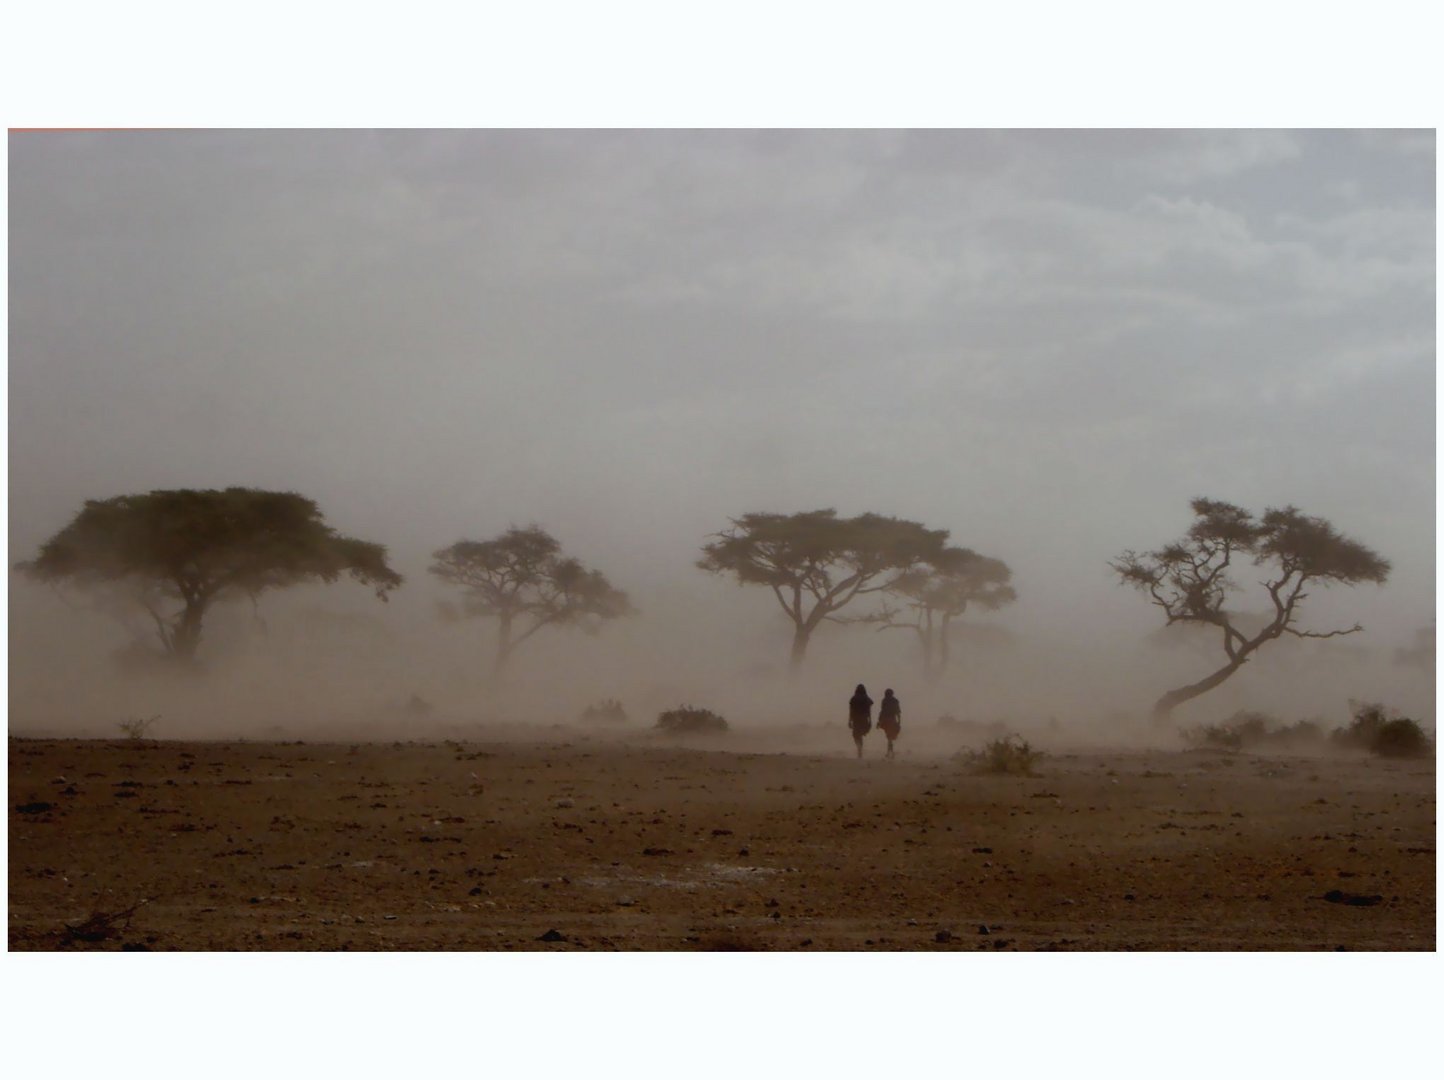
[7,130,1434,742]
[6,552,1433,745]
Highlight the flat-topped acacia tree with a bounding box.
[429,526,634,673]
[16,488,403,663]
[697,510,950,670]
[1112,498,1390,723]
[876,546,1017,681]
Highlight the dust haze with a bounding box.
[7,130,1436,746]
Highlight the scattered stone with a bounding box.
[15,802,54,815]
[642,847,674,856]
[935,929,953,943]
[537,928,567,942]
[972,846,992,854]
[1322,890,1383,907]
[977,924,990,935]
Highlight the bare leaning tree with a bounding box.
[1112,498,1390,723]
[430,526,633,674]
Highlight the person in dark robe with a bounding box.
[848,683,874,758]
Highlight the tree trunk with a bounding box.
[494,614,514,675]
[933,614,953,683]
[1151,659,1246,724]
[789,624,812,671]
[167,601,206,662]
[916,627,937,682]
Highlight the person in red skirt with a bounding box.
[878,688,902,759]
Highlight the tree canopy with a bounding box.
[697,510,951,668]
[1112,498,1389,721]
[877,546,1016,680]
[429,526,633,672]
[16,488,403,661]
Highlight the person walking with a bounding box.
[878,688,902,759]
[848,683,874,759]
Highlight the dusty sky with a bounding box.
[7,129,1436,729]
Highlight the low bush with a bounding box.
[117,715,159,740]
[961,734,1042,776]
[1335,701,1432,758]
[656,705,728,735]
[580,698,628,725]
[1373,718,1430,758]
[1333,701,1389,750]
[1184,711,1325,750]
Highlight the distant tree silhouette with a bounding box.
[697,510,950,670]
[16,488,402,663]
[430,526,633,673]
[1112,498,1389,723]
[872,547,1016,681]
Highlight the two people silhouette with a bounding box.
[848,684,901,759]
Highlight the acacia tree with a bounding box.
[16,488,403,663]
[1112,498,1389,723]
[697,510,950,669]
[429,526,633,673]
[874,547,1016,681]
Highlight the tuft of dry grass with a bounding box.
[960,734,1043,776]
[117,714,159,740]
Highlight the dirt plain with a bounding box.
[8,724,1436,951]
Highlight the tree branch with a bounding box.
[1283,624,1364,640]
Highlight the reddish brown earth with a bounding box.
[8,731,1435,950]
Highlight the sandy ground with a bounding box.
[8,726,1435,951]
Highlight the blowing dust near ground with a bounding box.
[9,718,1434,951]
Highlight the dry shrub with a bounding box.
[580,698,628,725]
[656,705,728,735]
[1334,701,1432,758]
[117,714,159,740]
[1184,710,1324,751]
[962,734,1042,776]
